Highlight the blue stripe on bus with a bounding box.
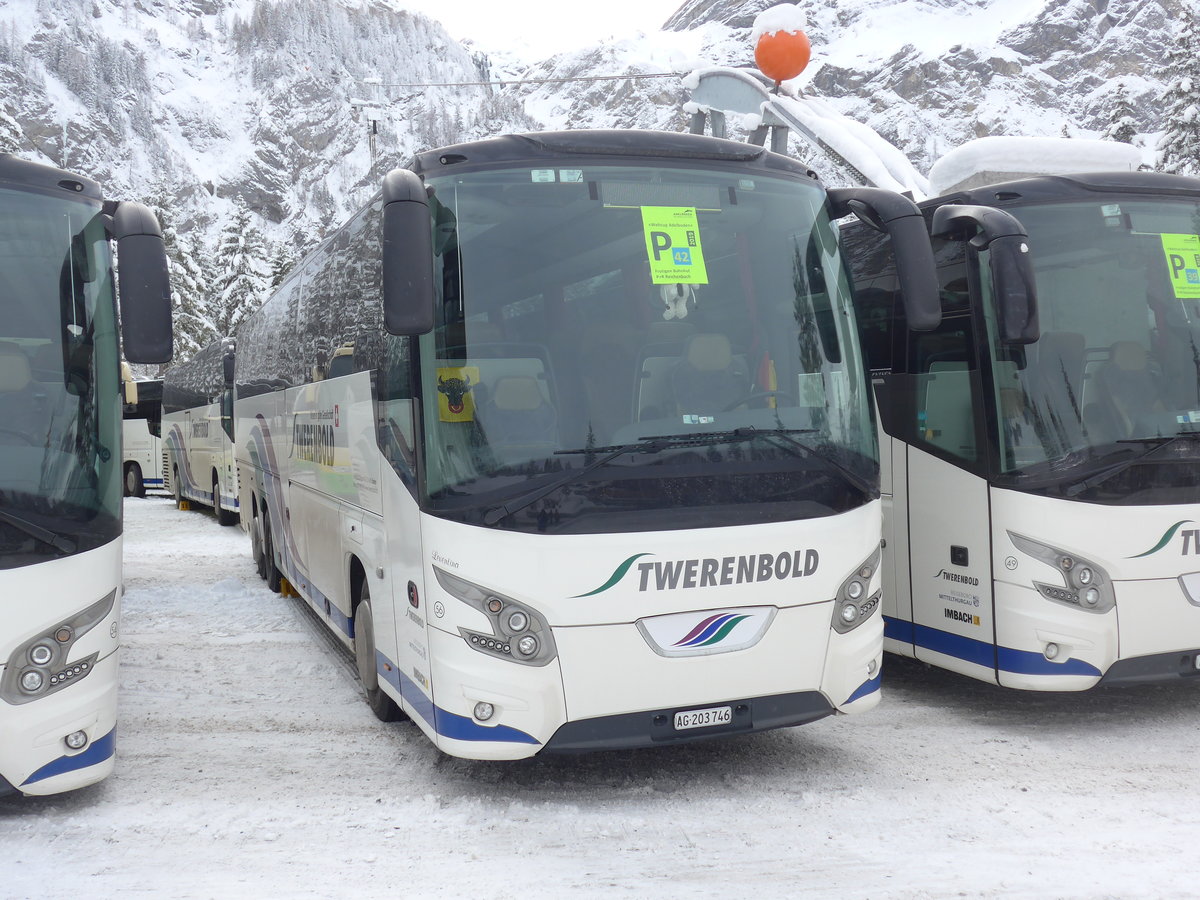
[376,650,540,745]
[844,673,881,705]
[885,616,1102,678]
[22,728,115,786]
[883,615,914,644]
[144,478,164,486]
[997,645,1101,677]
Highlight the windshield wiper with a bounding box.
[481,428,793,526]
[739,427,877,495]
[1065,432,1200,497]
[0,508,77,553]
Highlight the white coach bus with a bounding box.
[846,137,1200,689]
[121,376,163,497]
[236,129,939,756]
[0,154,171,795]
[162,338,238,525]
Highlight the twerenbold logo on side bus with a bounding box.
[573,550,820,598]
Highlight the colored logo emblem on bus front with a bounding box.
[673,613,750,648]
[637,607,776,658]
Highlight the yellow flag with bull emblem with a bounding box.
[437,366,480,422]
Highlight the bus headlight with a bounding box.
[20,670,44,692]
[433,567,557,667]
[1007,532,1115,614]
[832,548,882,634]
[0,591,115,705]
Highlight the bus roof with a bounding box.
[407,129,815,180]
[921,170,1200,211]
[0,153,103,202]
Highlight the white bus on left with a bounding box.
[0,154,171,796]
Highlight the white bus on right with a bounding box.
[845,136,1200,690]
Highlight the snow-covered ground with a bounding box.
[3,498,1199,898]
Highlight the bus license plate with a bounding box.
[674,705,732,731]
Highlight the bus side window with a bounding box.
[912,322,978,463]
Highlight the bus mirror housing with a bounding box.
[930,204,1039,344]
[222,344,235,386]
[112,201,173,364]
[381,169,436,336]
[828,187,941,332]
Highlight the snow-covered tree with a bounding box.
[170,230,217,361]
[268,240,296,288]
[143,179,216,362]
[1159,11,1200,176]
[211,204,271,339]
[0,110,20,153]
[1103,81,1138,145]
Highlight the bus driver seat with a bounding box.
[477,374,557,464]
[1094,341,1164,438]
[0,341,35,440]
[669,333,749,418]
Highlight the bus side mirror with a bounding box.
[381,169,435,336]
[113,201,174,364]
[222,346,235,386]
[931,204,1039,344]
[828,187,941,332]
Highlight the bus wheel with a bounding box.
[173,468,185,509]
[262,514,282,594]
[354,583,403,722]
[214,476,236,527]
[124,462,145,498]
[251,509,266,579]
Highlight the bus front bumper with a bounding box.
[542,689,834,752]
[0,651,118,796]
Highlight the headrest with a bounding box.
[492,376,545,411]
[685,333,732,372]
[29,342,61,381]
[1110,341,1147,372]
[0,341,31,393]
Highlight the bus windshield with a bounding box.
[416,162,875,532]
[0,186,120,568]
[985,197,1200,494]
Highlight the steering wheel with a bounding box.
[723,389,794,412]
[0,427,34,444]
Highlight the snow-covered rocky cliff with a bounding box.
[0,0,1182,257]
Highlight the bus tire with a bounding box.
[251,508,266,579]
[262,514,282,594]
[355,583,403,722]
[124,462,145,498]
[173,467,185,509]
[214,476,236,526]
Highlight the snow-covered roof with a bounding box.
[928,136,1144,197]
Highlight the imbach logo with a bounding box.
[574,550,820,598]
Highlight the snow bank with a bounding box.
[929,136,1144,196]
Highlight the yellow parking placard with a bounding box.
[1161,233,1200,300]
[641,207,709,285]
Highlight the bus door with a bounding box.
[856,284,914,650]
[903,312,998,681]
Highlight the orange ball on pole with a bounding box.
[754,27,811,85]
